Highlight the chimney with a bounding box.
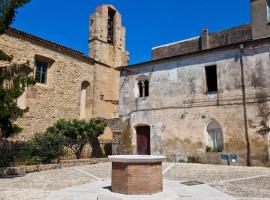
[201,28,209,50]
[251,0,270,40]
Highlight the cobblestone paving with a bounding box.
[0,162,270,200]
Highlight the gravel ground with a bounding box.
[0,164,100,200]
[164,163,270,183]
[164,163,270,199]
[212,176,270,199]
[0,162,270,200]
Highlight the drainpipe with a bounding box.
[92,64,97,118]
[239,44,251,166]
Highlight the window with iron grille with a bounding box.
[35,60,48,84]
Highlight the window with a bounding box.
[138,80,149,98]
[267,0,270,23]
[35,60,48,84]
[205,65,218,93]
[107,8,115,44]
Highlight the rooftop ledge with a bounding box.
[152,36,200,50]
[108,155,166,163]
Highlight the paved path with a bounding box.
[0,162,270,200]
[47,179,235,200]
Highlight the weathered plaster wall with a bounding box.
[119,42,270,166]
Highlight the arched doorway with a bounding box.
[206,119,224,151]
[136,125,150,155]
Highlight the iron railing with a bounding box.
[0,139,120,168]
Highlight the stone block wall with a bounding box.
[0,33,95,140]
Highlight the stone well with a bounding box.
[108,155,166,195]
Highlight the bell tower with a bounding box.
[251,0,270,39]
[89,5,129,119]
[89,5,129,68]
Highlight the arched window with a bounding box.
[138,80,149,97]
[80,81,92,119]
[206,120,224,152]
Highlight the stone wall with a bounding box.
[0,33,95,140]
[119,40,270,166]
[93,63,120,119]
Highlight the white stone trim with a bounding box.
[108,155,166,163]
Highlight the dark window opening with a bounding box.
[138,81,143,97]
[144,80,149,97]
[138,80,149,97]
[107,8,115,45]
[35,60,48,84]
[205,65,218,92]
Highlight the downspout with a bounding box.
[239,44,251,166]
[92,63,96,118]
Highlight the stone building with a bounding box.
[0,5,129,140]
[118,0,270,166]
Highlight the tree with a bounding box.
[0,53,35,137]
[0,0,33,138]
[46,119,107,159]
[0,0,31,34]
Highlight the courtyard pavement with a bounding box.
[0,162,269,200]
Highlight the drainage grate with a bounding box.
[181,181,204,186]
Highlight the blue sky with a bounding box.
[13,0,250,64]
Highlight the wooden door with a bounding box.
[136,126,150,155]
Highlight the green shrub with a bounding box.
[0,141,37,167]
[47,119,107,159]
[0,143,13,167]
[206,146,223,153]
[31,132,65,164]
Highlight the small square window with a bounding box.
[35,60,48,84]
